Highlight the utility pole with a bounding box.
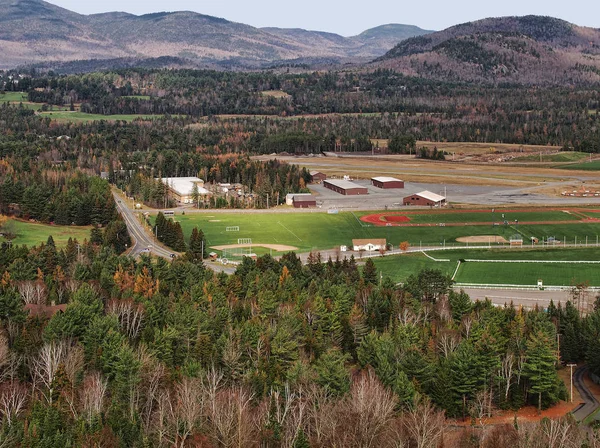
[567,364,577,402]
[267,193,269,209]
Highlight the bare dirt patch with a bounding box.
[456,235,508,244]
[211,243,299,251]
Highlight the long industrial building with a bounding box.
[323,179,368,196]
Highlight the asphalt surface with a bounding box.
[113,192,237,274]
[572,366,599,422]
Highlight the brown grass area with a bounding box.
[261,90,291,98]
[211,243,298,251]
[456,236,508,243]
[417,141,560,156]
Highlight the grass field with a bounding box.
[559,160,600,171]
[38,111,170,123]
[373,247,600,284]
[0,92,27,102]
[386,210,579,224]
[165,210,600,255]
[510,152,590,163]
[1,220,92,247]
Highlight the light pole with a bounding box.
[567,364,577,402]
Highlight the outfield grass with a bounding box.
[373,247,600,283]
[169,211,600,254]
[38,111,170,123]
[370,210,580,224]
[1,220,92,247]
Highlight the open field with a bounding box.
[455,261,600,286]
[38,111,170,123]
[1,219,92,247]
[373,247,600,284]
[0,92,27,102]
[416,141,560,156]
[260,90,291,98]
[560,160,600,171]
[161,209,600,255]
[510,152,590,163]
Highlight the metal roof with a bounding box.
[160,177,209,196]
[371,176,403,183]
[413,190,446,202]
[324,179,366,190]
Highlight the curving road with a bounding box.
[113,192,236,273]
[113,192,174,259]
[572,366,600,422]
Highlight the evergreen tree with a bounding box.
[362,258,378,285]
[523,330,562,413]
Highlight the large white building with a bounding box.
[160,177,210,204]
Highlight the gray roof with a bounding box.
[325,179,366,190]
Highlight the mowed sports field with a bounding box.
[173,208,600,253]
[373,248,600,286]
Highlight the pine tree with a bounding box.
[362,258,378,285]
[523,330,561,414]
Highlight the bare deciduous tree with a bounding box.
[500,352,515,400]
[437,330,460,358]
[404,396,446,448]
[107,299,145,340]
[208,387,257,448]
[344,370,397,448]
[174,377,204,448]
[31,340,68,404]
[81,372,108,424]
[0,381,27,426]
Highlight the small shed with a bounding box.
[352,239,387,252]
[310,171,327,183]
[371,176,405,189]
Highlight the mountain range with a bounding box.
[0,0,433,69]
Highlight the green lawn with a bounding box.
[559,160,600,171]
[455,262,600,286]
[373,247,600,284]
[38,111,170,123]
[165,211,600,254]
[0,92,28,102]
[511,152,590,163]
[121,95,151,100]
[1,220,92,247]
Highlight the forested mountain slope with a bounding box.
[377,16,600,85]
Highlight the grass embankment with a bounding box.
[1,220,92,247]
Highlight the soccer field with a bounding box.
[172,210,600,254]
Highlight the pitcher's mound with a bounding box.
[456,236,508,243]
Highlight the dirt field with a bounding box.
[211,243,299,251]
[456,236,509,243]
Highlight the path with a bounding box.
[572,366,600,422]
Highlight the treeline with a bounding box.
[0,169,117,226]
[0,234,596,445]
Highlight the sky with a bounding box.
[47,0,599,36]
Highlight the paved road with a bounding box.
[572,366,599,422]
[113,192,237,274]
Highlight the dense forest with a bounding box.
[1,68,598,151]
[0,233,598,445]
